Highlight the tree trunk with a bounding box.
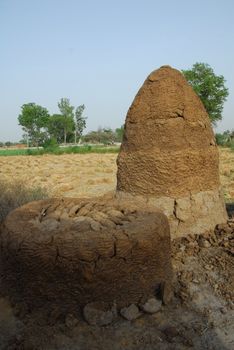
[64,129,67,144]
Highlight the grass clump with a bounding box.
[0,180,48,223]
[0,145,120,157]
[0,149,29,156]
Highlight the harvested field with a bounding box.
[219,148,234,202]
[0,147,233,350]
[0,148,233,201]
[0,153,117,198]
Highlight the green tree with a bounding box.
[47,114,66,143]
[215,130,234,147]
[75,104,87,143]
[5,141,13,147]
[182,63,229,125]
[58,98,75,143]
[18,103,50,146]
[83,127,117,144]
[115,125,124,142]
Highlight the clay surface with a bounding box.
[0,196,173,312]
[117,65,227,236]
[1,221,233,350]
[117,188,227,238]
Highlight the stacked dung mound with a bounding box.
[0,196,173,313]
[116,65,227,238]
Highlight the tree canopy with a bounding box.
[58,98,75,143]
[18,103,50,146]
[82,127,123,144]
[75,104,87,143]
[182,63,229,125]
[47,114,67,144]
[18,98,86,146]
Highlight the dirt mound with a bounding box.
[0,222,233,350]
[0,196,173,313]
[172,220,234,306]
[0,66,232,349]
[117,65,227,238]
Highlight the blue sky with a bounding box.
[0,0,233,141]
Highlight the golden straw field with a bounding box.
[0,147,234,202]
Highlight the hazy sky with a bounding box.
[0,0,233,141]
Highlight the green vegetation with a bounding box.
[182,63,229,125]
[0,124,123,157]
[18,103,50,146]
[0,141,17,147]
[0,145,120,157]
[216,130,234,150]
[47,114,70,144]
[0,180,48,222]
[0,149,29,156]
[57,97,76,143]
[75,104,87,143]
[7,62,230,149]
[83,126,124,144]
[18,98,87,146]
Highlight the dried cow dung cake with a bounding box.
[116,65,227,237]
[0,197,173,312]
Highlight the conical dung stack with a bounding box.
[116,65,227,238]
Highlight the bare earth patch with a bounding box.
[0,153,117,198]
[219,148,234,202]
[0,148,233,349]
[0,148,233,201]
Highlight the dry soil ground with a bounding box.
[0,153,117,199]
[0,148,234,201]
[0,147,233,350]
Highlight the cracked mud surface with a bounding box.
[116,66,227,237]
[117,187,227,238]
[0,148,233,349]
[0,197,173,312]
[0,221,233,350]
[117,66,220,198]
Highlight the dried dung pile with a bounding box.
[0,197,172,313]
[117,65,227,237]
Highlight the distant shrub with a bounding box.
[215,130,234,149]
[26,148,44,156]
[4,141,13,147]
[0,180,48,223]
[216,133,227,146]
[230,141,234,151]
[42,138,59,151]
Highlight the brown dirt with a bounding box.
[116,66,227,237]
[0,149,233,349]
[117,66,220,197]
[0,196,172,312]
[0,221,233,350]
[0,148,233,202]
[219,147,234,202]
[0,153,117,198]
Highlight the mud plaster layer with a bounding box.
[117,66,221,198]
[117,148,219,198]
[116,66,227,235]
[116,188,227,238]
[0,197,173,312]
